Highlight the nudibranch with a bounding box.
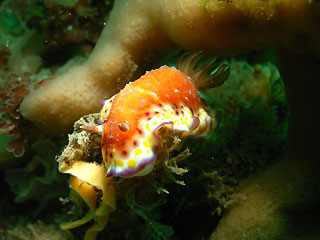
[82,53,229,178]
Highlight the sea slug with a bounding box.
[82,53,229,177]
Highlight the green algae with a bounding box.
[5,139,69,216]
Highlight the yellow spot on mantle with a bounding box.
[134,149,143,156]
[128,159,136,168]
[146,123,150,131]
[143,140,151,148]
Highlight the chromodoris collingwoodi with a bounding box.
[81,53,230,178]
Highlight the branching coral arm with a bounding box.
[20,0,320,133]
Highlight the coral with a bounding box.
[19,0,320,133]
